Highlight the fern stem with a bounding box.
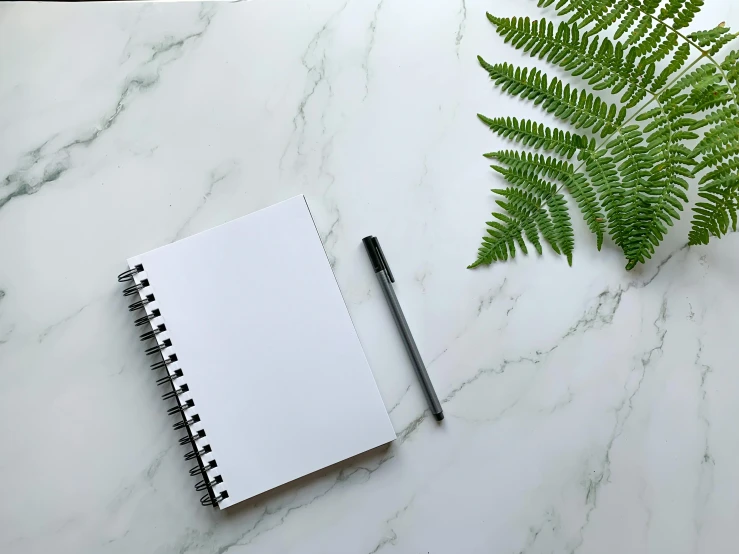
[567,54,704,179]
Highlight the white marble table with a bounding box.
[2,0,739,552]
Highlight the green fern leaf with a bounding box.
[474,0,739,269]
[641,31,679,67]
[695,143,739,171]
[486,150,605,248]
[695,117,739,153]
[486,15,656,108]
[688,175,739,245]
[478,58,625,136]
[602,125,662,267]
[477,115,592,159]
[672,0,705,30]
[625,15,653,47]
[721,50,739,88]
[698,157,739,185]
[469,167,576,267]
[634,22,668,58]
[580,150,628,247]
[614,6,641,40]
[690,104,739,130]
[689,24,739,55]
[653,43,691,90]
[584,0,630,38]
[546,191,575,264]
[658,0,685,21]
[469,190,547,268]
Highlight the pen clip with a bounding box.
[371,237,394,283]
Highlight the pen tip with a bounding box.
[434,412,444,422]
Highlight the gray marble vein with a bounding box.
[38,304,88,343]
[456,0,467,56]
[366,498,416,554]
[363,0,386,99]
[0,6,215,215]
[173,160,239,241]
[280,0,349,170]
[570,297,669,553]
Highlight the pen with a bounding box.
[362,236,444,422]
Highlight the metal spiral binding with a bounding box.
[195,475,223,491]
[162,384,189,400]
[151,354,177,371]
[119,263,228,508]
[201,491,229,506]
[173,415,200,431]
[146,339,172,356]
[190,460,217,477]
[118,265,143,282]
[134,310,160,326]
[128,295,154,312]
[167,399,195,416]
[185,445,211,461]
[180,430,206,446]
[156,369,183,386]
[140,324,166,342]
[123,279,149,297]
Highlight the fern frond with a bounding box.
[662,63,717,102]
[698,156,739,185]
[672,0,705,30]
[626,147,691,266]
[688,175,739,245]
[583,0,630,38]
[486,150,605,248]
[546,190,575,264]
[614,5,642,40]
[486,16,657,107]
[691,105,739,130]
[581,150,627,247]
[640,31,679,68]
[722,50,739,87]
[486,150,572,181]
[603,125,658,267]
[695,143,739,171]
[468,211,528,268]
[625,13,653,47]
[504,188,561,254]
[477,115,591,159]
[478,58,625,136]
[689,24,739,55]
[685,74,734,113]
[469,168,576,267]
[694,117,739,153]
[658,0,685,21]
[547,0,700,36]
[475,0,739,269]
[653,43,691,90]
[633,22,667,58]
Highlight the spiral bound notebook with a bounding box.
[118,196,396,509]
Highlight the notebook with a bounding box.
[118,196,396,509]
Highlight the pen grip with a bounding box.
[376,271,443,416]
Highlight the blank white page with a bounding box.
[128,196,395,509]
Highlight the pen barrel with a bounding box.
[376,271,443,417]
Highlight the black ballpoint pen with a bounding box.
[363,236,444,422]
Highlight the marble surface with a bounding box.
[2,0,739,552]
